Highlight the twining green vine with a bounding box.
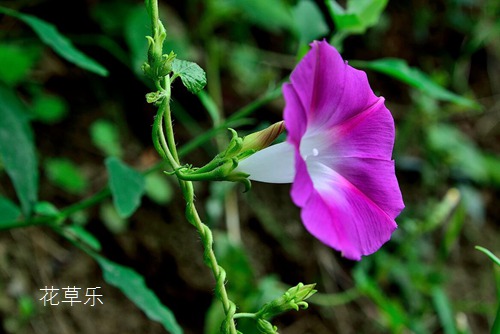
[143,0,239,331]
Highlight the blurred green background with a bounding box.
[0,0,499,333]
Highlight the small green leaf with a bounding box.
[90,120,123,157]
[172,59,206,94]
[432,287,457,334]
[427,124,486,182]
[351,58,481,110]
[18,296,35,320]
[105,157,145,218]
[204,300,225,334]
[31,94,68,124]
[476,246,500,267]
[493,303,500,334]
[45,158,88,195]
[293,0,329,44]
[0,85,38,216]
[0,197,21,224]
[0,6,108,76]
[144,172,173,205]
[100,202,128,234]
[353,266,408,330]
[123,5,150,74]
[214,232,255,295]
[309,288,360,306]
[64,225,101,252]
[326,0,388,34]
[92,254,183,334]
[348,0,388,30]
[215,0,294,32]
[34,201,59,216]
[0,44,40,86]
[483,153,500,187]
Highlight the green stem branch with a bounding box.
[233,313,256,319]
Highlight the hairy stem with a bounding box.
[183,183,238,333]
[145,0,238,327]
[154,101,238,333]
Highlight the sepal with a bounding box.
[256,319,279,334]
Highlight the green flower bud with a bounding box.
[256,283,317,319]
[256,319,279,334]
[158,51,176,77]
[145,91,165,104]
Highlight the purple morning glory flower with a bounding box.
[237,41,404,260]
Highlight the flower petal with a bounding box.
[292,157,398,260]
[283,83,307,146]
[327,157,404,220]
[290,150,314,207]
[236,142,295,183]
[285,40,380,132]
[330,98,395,160]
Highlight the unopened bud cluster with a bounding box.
[249,283,316,334]
[256,283,317,319]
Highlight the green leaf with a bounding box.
[427,124,486,182]
[476,246,500,267]
[204,300,225,334]
[227,45,279,95]
[0,197,21,224]
[92,254,183,334]
[326,0,388,34]
[64,225,101,252]
[493,303,500,334]
[353,266,408,331]
[90,120,123,157]
[31,94,68,124]
[34,201,59,216]
[123,5,150,74]
[219,0,294,32]
[293,0,329,44]
[483,153,500,187]
[431,287,457,334]
[309,288,360,306]
[100,202,128,234]
[0,6,108,76]
[0,44,40,86]
[18,296,35,320]
[144,172,173,205]
[214,232,255,295]
[351,58,481,110]
[45,158,88,195]
[0,85,38,216]
[122,3,193,76]
[172,59,207,94]
[105,157,145,218]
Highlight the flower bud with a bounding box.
[239,121,285,156]
[158,51,176,77]
[256,319,279,334]
[256,283,317,319]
